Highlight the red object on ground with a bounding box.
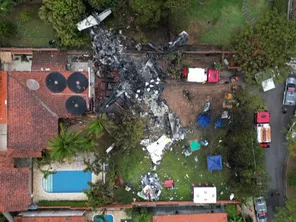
[182,67,188,79]
[164,179,174,188]
[207,69,220,83]
[256,111,270,123]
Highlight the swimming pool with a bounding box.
[94,215,114,222]
[42,170,92,193]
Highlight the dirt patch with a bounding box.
[187,21,201,44]
[286,154,296,199]
[161,81,231,126]
[183,54,222,68]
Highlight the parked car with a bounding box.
[283,77,296,105]
[254,197,268,222]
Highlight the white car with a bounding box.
[254,197,267,222]
[283,77,296,106]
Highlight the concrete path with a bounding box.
[261,83,293,220]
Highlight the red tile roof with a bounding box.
[32,51,67,71]
[153,213,228,222]
[0,168,31,212]
[7,71,88,153]
[14,216,86,222]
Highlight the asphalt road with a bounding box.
[262,83,293,221]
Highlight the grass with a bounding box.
[188,0,271,46]
[114,125,231,201]
[37,200,87,207]
[0,4,55,47]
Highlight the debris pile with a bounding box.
[91,28,188,164]
[137,172,162,201]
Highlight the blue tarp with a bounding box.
[207,155,222,171]
[215,119,223,128]
[197,113,210,128]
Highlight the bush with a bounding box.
[37,200,87,207]
[0,20,16,38]
[19,12,32,22]
[226,205,238,218]
[288,171,296,188]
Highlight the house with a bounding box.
[0,50,92,215]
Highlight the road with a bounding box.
[262,83,293,220]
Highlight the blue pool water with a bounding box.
[94,215,114,222]
[42,170,92,193]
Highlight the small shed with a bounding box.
[207,155,222,171]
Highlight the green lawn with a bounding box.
[0,4,55,47]
[188,0,271,46]
[113,126,231,202]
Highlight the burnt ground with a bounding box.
[161,81,232,127]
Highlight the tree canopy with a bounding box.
[39,0,89,48]
[286,116,296,156]
[234,10,296,83]
[38,0,192,48]
[225,89,268,199]
[274,199,296,222]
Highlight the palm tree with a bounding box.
[86,114,117,139]
[48,123,92,162]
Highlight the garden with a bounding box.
[0,3,55,47]
[187,0,271,46]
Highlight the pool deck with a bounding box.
[33,154,103,202]
[87,210,131,222]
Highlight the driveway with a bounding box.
[262,83,293,220]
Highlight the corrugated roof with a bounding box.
[153,213,228,222]
[32,51,67,71]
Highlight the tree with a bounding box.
[39,0,89,48]
[224,89,268,199]
[0,0,13,12]
[128,0,162,27]
[274,199,296,222]
[288,171,296,188]
[84,182,113,209]
[128,0,192,29]
[113,114,144,150]
[48,124,94,162]
[286,117,296,156]
[0,20,15,38]
[234,10,296,83]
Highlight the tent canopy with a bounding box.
[189,140,200,151]
[207,155,222,171]
[197,113,210,128]
[193,187,217,203]
[261,78,275,92]
[187,68,207,83]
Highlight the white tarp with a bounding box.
[193,187,217,203]
[261,78,275,92]
[145,135,172,165]
[187,68,207,83]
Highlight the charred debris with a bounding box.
[91,27,188,142]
